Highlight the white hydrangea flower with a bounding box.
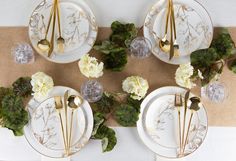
[31,72,54,100]
[78,54,104,78]
[122,76,149,100]
[175,63,196,89]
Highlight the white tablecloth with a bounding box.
[0,127,236,161]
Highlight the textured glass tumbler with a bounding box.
[80,80,103,103]
[201,81,229,103]
[11,43,35,64]
[129,37,152,59]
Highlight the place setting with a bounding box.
[143,0,213,64]
[24,86,93,158]
[29,0,98,63]
[137,86,208,160]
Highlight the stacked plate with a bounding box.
[24,86,93,158]
[29,0,98,63]
[137,86,208,159]
[144,0,213,64]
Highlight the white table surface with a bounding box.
[0,0,236,161]
[0,0,235,27]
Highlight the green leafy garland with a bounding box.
[0,77,31,136]
[191,28,236,86]
[90,92,142,152]
[94,21,138,71]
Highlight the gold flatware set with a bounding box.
[54,90,83,156]
[174,91,201,157]
[37,0,65,57]
[159,0,179,60]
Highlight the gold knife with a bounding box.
[63,90,69,155]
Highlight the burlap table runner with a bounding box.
[0,27,236,126]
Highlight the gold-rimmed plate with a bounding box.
[137,86,208,159]
[24,86,94,158]
[29,0,98,63]
[144,0,213,65]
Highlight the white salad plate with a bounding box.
[29,0,98,63]
[137,86,208,158]
[143,0,213,65]
[24,86,94,158]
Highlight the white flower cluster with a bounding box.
[78,54,104,78]
[122,76,149,100]
[175,63,196,89]
[31,72,54,100]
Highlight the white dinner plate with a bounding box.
[137,86,208,159]
[143,0,213,65]
[24,86,94,158]
[29,0,98,63]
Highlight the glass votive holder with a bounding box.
[201,81,229,103]
[80,80,103,103]
[129,37,152,59]
[11,43,35,64]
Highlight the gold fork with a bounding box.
[174,94,183,156]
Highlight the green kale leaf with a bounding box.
[110,21,138,47]
[230,60,236,74]
[1,94,29,136]
[191,48,218,68]
[211,28,236,59]
[93,125,117,152]
[0,87,13,117]
[91,112,117,152]
[92,93,115,114]
[12,77,32,97]
[114,104,139,127]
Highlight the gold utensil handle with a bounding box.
[57,0,62,36]
[164,0,171,35]
[59,111,67,152]
[68,110,75,155]
[169,0,174,60]
[182,111,194,155]
[48,0,57,57]
[170,0,177,39]
[45,1,54,39]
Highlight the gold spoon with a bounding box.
[182,97,201,156]
[170,0,180,57]
[159,0,171,53]
[48,0,57,57]
[63,90,69,155]
[54,96,67,154]
[67,95,83,154]
[37,0,55,53]
[56,0,65,53]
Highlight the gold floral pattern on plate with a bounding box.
[137,86,208,159]
[144,0,213,65]
[24,86,94,158]
[28,0,98,63]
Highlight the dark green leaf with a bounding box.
[110,21,138,47]
[1,94,29,136]
[114,104,139,127]
[12,77,32,97]
[211,28,236,59]
[92,93,115,113]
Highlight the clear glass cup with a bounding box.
[11,43,35,64]
[201,81,229,103]
[129,37,152,59]
[80,80,103,103]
